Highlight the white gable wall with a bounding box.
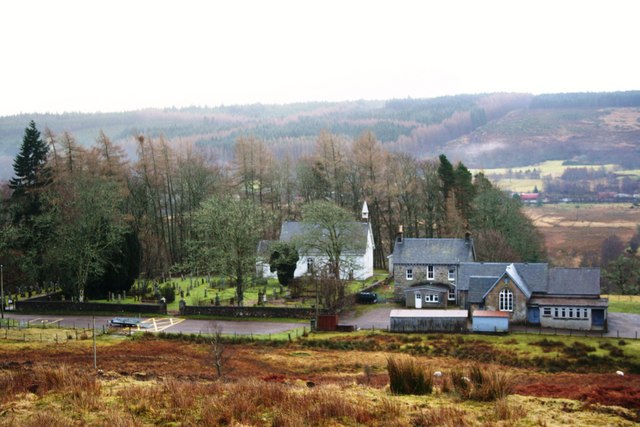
[296,224,374,280]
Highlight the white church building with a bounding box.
[257,202,375,280]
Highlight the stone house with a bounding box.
[390,230,476,303]
[458,262,608,331]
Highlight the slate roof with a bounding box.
[501,263,533,299]
[279,221,370,255]
[404,281,453,294]
[547,268,601,296]
[468,276,500,304]
[392,238,475,265]
[528,297,608,307]
[458,262,548,292]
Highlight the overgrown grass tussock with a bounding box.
[387,355,433,395]
[450,363,515,401]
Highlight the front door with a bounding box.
[527,307,540,324]
[592,309,605,328]
[415,292,422,309]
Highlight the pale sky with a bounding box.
[0,0,638,116]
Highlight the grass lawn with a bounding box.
[96,272,390,312]
[493,178,542,193]
[473,160,618,179]
[604,294,640,315]
[472,160,624,193]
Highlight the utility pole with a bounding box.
[1,264,4,320]
[93,316,97,369]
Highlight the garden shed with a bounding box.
[390,309,468,333]
[472,310,510,333]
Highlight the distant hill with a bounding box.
[1,91,639,180]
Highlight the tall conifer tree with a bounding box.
[8,121,53,285]
[10,120,50,196]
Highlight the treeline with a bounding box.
[599,229,640,295]
[0,122,545,300]
[0,94,532,177]
[531,91,640,109]
[543,167,640,197]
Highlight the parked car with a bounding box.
[109,317,141,327]
[357,291,378,304]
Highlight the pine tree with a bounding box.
[9,121,50,195]
[8,121,54,286]
[437,154,455,200]
[453,161,475,220]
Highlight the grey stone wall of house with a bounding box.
[390,316,468,333]
[484,284,528,323]
[393,265,455,302]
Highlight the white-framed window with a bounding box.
[499,289,513,312]
[307,258,314,273]
[406,268,413,280]
[424,294,439,303]
[448,286,456,301]
[551,307,590,319]
[543,307,552,317]
[427,265,434,280]
[448,267,455,282]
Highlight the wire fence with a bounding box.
[0,318,107,343]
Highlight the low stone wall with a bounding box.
[16,292,63,302]
[15,300,167,315]
[180,304,327,319]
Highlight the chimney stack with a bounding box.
[397,225,404,244]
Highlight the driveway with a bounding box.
[340,305,392,330]
[606,312,640,339]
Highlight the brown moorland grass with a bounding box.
[1,335,639,425]
[523,203,638,266]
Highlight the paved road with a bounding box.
[340,305,393,330]
[2,313,306,335]
[3,310,639,338]
[606,312,640,339]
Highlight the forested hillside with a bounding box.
[0,119,544,297]
[2,91,638,181]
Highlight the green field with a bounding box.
[472,160,627,193]
[604,294,640,315]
